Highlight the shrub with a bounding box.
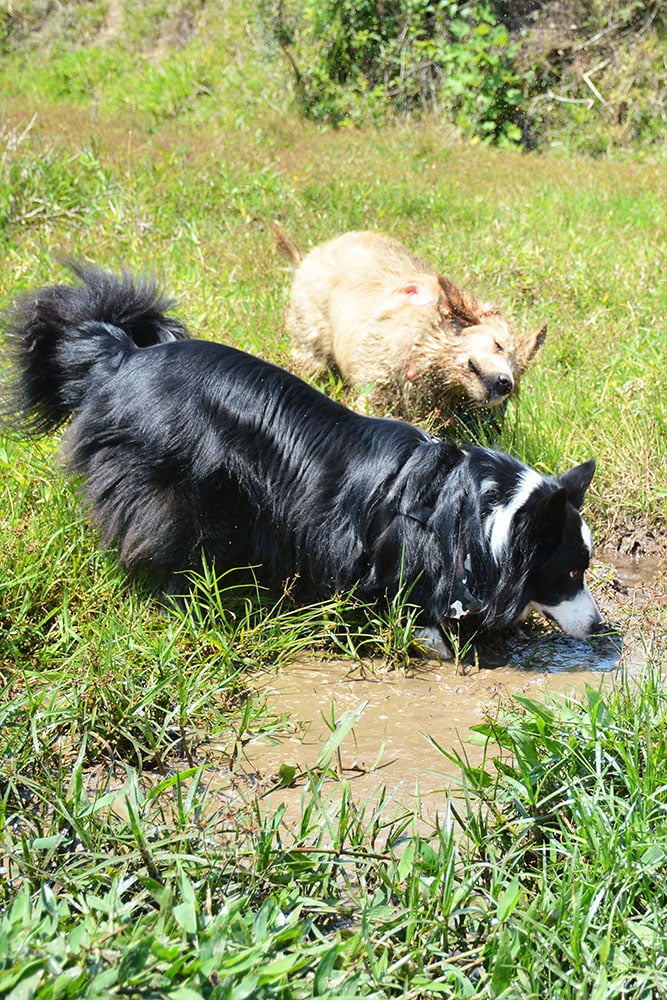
[260,0,531,145]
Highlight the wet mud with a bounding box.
[241,551,665,827]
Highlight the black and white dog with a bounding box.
[2,264,604,655]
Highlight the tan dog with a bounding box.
[275,227,546,424]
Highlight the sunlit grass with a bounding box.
[3,659,667,996]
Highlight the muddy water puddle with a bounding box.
[242,551,665,828]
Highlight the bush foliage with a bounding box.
[261,0,530,144]
[260,0,666,150]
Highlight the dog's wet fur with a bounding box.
[276,227,546,426]
[1,264,603,656]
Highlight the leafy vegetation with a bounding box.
[260,0,529,145]
[257,0,666,151]
[2,0,665,151]
[0,1,665,996]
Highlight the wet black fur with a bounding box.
[1,265,595,636]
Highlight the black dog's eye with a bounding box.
[569,569,582,580]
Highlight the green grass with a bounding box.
[1,2,666,996]
[3,662,667,996]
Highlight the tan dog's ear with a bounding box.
[437,276,481,325]
[515,324,547,373]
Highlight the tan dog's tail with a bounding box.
[273,222,302,267]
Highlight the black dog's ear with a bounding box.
[532,487,568,550]
[558,459,596,510]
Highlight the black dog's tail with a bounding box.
[1,262,188,435]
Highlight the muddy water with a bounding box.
[243,552,665,827]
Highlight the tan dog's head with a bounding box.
[397,275,546,413]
